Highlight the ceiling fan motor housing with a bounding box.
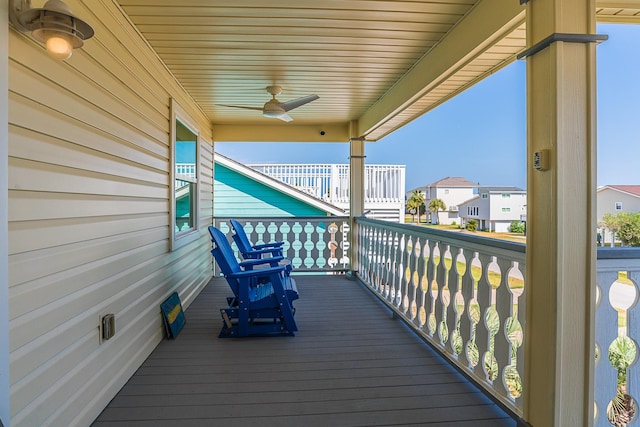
[263,99,286,118]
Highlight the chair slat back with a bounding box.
[229,218,254,255]
[208,226,241,276]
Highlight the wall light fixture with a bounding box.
[9,0,94,60]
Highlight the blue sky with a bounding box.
[217,23,639,191]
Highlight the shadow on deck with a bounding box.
[93,275,517,427]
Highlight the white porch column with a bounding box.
[1,0,10,424]
[349,137,365,272]
[524,0,597,426]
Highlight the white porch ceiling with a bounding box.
[115,0,640,142]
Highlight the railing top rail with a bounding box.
[596,246,640,259]
[356,217,526,258]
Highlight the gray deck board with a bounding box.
[93,275,517,427]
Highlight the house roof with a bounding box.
[600,185,640,198]
[214,153,346,216]
[458,187,525,206]
[457,195,480,207]
[427,177,478,188]
[479,186,525,192]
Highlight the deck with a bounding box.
[92,275,518,427]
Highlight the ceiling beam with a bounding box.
[212,122,350,143]
[357,0,525,140]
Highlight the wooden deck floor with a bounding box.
[92,275,517,427]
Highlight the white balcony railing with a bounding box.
[249,163,405,204]
[214,217,351,273]
[355,218,640,425]
[356,218,526,416]
[175,163,197,180]
[213,216,638,425]
[595,249,639,426]
[249,163,406,222]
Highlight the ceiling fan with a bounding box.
[218,86,319,122]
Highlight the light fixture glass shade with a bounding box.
[44,32,74,60]
[32,26,81,59]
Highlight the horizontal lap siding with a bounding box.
[8,0,213,425]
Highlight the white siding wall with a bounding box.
[8,1,213,425]
[459,193,526,232]
[596,188,640,244]
[478,197,491,220]
[596,188,640,223]
[433,187,475,224]
[488,193,527,222]
[1,2,10,423]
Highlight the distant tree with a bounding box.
[601,212,640,246]
[428,198,447,224]
[407,191,426,223]
[509,221,525,234]
[601,213,622,236]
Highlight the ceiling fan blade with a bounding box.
[277,113,293,122]
[280,95,319,112]
[217,104,263,111]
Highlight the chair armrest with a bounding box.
[228,266,285,278]
[239,256,285,270]
[243,247,283,256]
[253,241,284,250]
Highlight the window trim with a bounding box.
[170,98,201,251]
[615,202,622,211]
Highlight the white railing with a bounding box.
[249,163,406,204]
[355,218,640,425]
[249,163,406,222]
[214,217,351,273]
[595,249,639,426]
[356,218,526,416]
[176,163,197,180]
[210,214,639,424]
[249,163,346,202]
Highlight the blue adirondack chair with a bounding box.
[229,218,293,275]
[208,226,298,337]
[229,218,285,259]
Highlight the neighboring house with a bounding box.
[458,187,526,232]
[407,177,478,225]
[215,154,345,217]
[596,185,640,244]
[597,185,640,222]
